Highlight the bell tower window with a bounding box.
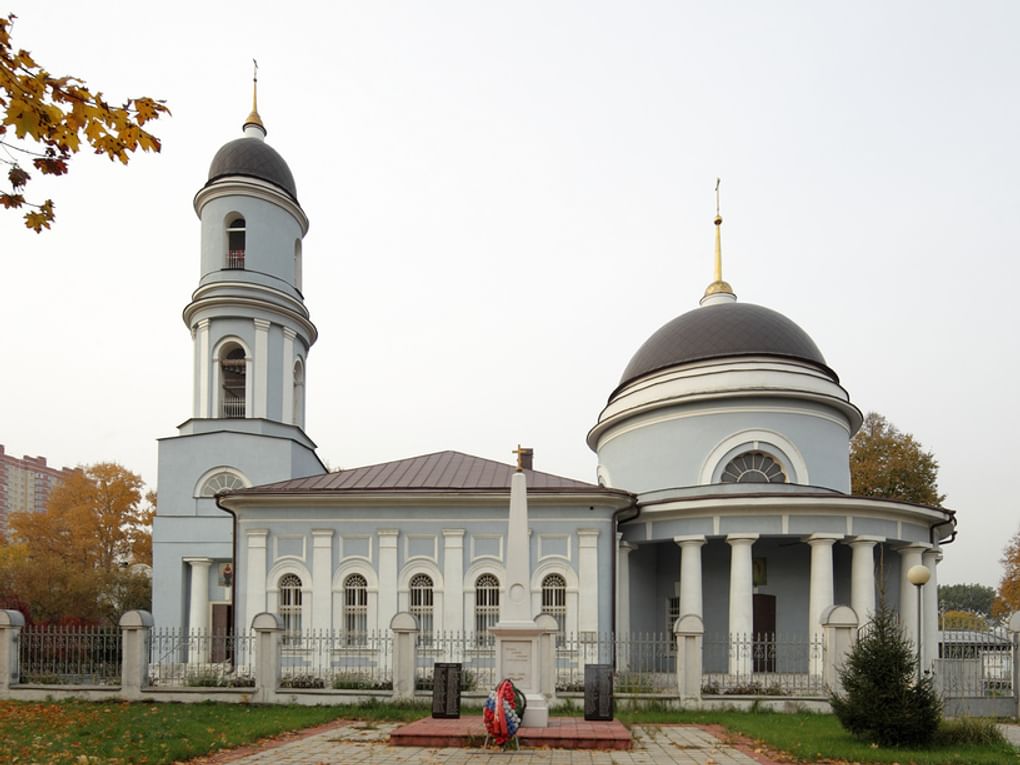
[226,217,246,269]
[220,345,247,418]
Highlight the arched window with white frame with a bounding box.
[541,573,567,645]
[278,573,302,644]
[197,469,248,497]
[410,573,434,646]
[344,573,368,645]
[474,574,500,646]
[226,217,246,269]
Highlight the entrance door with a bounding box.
[211,604,233,663]
[752,594,776,673]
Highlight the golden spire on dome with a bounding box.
[702,178,735,300]
[243,59,265,134]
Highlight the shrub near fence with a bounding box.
[19,624,122,685]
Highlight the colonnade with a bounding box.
[615,534,941,675]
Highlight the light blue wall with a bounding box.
[599,399,852,494]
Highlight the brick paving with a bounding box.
[206,721,781,765]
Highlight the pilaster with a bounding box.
[577,529,599,634]
[442,529,465,633]
[253,318,270,419]
[378,530,399,627]
[312,529,334,631]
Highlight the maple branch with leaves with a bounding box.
[0,13,169,231]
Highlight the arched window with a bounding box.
[474,574,500,647]
[409,573,434,646]
[344,574,368,646]
[279,573,302,644]
[226,217,246,269]
[541,573,567,645]
[198,470,246,497]
[292,359,305,426]
[220,345,246,418]
[721,451,787,484]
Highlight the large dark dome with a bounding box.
[618,302,835,391]
[207,137,297,200]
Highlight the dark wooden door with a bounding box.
[211,604,233,663]
[752,594,776,673]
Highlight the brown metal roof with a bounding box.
[232,450,621,496]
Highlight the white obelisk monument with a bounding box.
[490,446,550,727]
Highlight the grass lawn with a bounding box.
[0,699,428,765]
[0,699,1015,765]
[613,706,1020,765]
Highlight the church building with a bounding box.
[152,99,956,676]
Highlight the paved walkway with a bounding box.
[1000,724,1020,749]
[209,722,777,765]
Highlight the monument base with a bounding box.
[522,692,548,727]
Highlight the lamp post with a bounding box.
[907,564,931,677]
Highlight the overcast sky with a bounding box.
[2,2,1017,589]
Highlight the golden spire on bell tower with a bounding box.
[243,58,265,135]
[702,178,735,302]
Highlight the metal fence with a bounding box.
[935,627,1015,698]
[415,630,496,691]
[556,632,676,693]
[148,628,256,688]
[19,624,122,685]
[279,629,393,690]
[702,632,826,696]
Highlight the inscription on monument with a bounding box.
[584,663,614,721]
[500,641,532,686]
[431,662,461,719]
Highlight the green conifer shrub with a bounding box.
[829,603,941,746]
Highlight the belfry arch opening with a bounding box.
[226,217,246,269]
[220,344,247,418]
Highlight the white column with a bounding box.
[442,529,465,633]
[312,530,333,631]
[674,535,706,619]
[848,536,882,623]
[281,328,296,425]
[806,534,841,676]
[578,529,599,634]
[245,530,268,631]
[898,544,929,650]
[617,538,635,637]
[253,318,270,419]
[922,548,941,671]
[196,319,210,418]
[185,557,212,663]
[378,530,399,629]
[727,534,757,676]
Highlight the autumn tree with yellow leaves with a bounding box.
[993,527,1020,620]
[0,13,168,231]
[0,463,154,625]
[850,412,944,507]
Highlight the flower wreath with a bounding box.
[482,678,527,746]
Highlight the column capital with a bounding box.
[183,556,214,568]
[253,318,271,330]
[312,528,334,540]
[283,326,297,340]
[845,535,885,546]
[897,542,932,554]
[726,533,758,545]
[246,529,269,548]
[442,528,466,541]
[674,534,706,547]
[578,528,599,547]
[378,529,399,545]
[922,548,942,564]
[804,533,843,546]
[619,540,637,554]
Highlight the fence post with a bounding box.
[820,605,859,696]
[0,610,25,692]
[1009,612,1020,721]
[390,612,418,701]
[119,610,154,699]
[535,613,558,704]
[674,614,704,705]
[251,613,284,704]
